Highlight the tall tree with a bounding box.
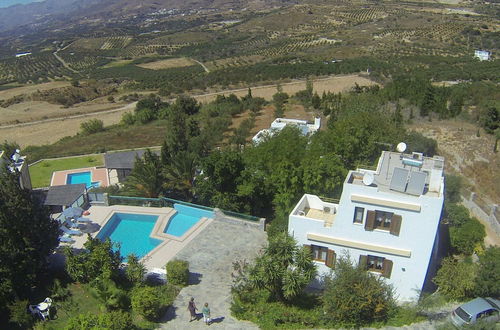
[0,168,59,311]
[124,150,164,198]
[163,151,198,200]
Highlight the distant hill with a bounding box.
[0,0,293,33]
[0,0,44,9]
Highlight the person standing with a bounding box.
[188,297,197,322]
[202,302,211,325]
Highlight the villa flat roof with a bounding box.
[44,184,86,206]
[104,150,146,169]
[350,151,444,197]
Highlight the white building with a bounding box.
[0,149,32,190]
[474,50,491,61]
[15,52,32,58]
[288,150,445,302]
[252,117,321,144]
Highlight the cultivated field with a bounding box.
[0,81,70,100]
[136,57,196,70]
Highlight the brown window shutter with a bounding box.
[358,255,368,270]
[325,249,336,269]
[382,259,393,278]
[365,211,375,231]
[390,215,402,236]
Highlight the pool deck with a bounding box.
[50,167,109,187]
[66,205,214,269]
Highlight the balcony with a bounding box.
[292,194,338,228]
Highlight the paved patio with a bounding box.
[50,167,109,187]
[159,219,267,329]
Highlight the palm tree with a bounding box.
[124,150,163,198]
[163,151,198,200]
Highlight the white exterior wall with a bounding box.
[289,176,444,302]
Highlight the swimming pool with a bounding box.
[96,212,162,260]
[66,171,100,189]
[164,204,214,237]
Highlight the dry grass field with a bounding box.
[0,74,375,146]
[0,81,70,100]
[136,57,196,70]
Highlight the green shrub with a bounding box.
[80,119,104,135]
[131,286,162,321]
[322,256,395,327]
[8,299,32,328]
[474,246,500,297]
[433,257,477,301]
[166,259,189,287]
[444,203,470,227]
[449,217,485,255]
[126,254,146,285]
[445,175,463,203]
[121,112,136,126]
[65,310,133,330]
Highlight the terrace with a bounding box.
[291,194,338,228]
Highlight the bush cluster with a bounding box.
[166,259,190,287]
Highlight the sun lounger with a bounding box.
[60,225,82,236]
[75,217,91,223]
[64,219,80,229]
[59,234,75,243]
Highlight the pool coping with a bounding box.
[86,205,215,269]
[50,167,109,188]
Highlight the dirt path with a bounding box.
[191,58,210,73]
[53,50,78,73]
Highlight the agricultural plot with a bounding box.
[68,36,133,51]
[331,7,391,25]
[57,52,110,71]
[376,23,465,42]
[136,57,196,70]
[254,37,340,57]
[205,55,265,71]
[0,53,72,84]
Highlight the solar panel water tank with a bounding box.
[390,167,409,193]
[402,157,423,168]
[406,171,427,196]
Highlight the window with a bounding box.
[304,245,336,269]
[375,211,393,230]
[311,245,328,262]
[353,207,364,224]
[359,255,393,278]
[365,211,402,236]
[367,255,385,272]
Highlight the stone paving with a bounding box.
[159,219,267,329]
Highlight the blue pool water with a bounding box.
[96,212,161,259]
[66,171,100,189]
[164,204,214,237]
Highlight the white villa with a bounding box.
[288,150,445,301]
[474,50,491,61]
[252,117,321,144]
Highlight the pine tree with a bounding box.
[0,168,59,311]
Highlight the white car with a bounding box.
[450,297,500,327]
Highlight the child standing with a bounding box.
[202,302,211,325]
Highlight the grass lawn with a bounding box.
[37,283,101,329]
[29,155,104,188]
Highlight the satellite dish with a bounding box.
[362,172,375,186]
[396,142,407,153]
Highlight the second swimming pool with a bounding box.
[164,204,214,237]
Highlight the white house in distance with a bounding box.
[288,149,445,302]
[474,50,491,61]
[252,117,321,144]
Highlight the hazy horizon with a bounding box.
[0,0,44,9]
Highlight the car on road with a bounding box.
[450,297,500,327]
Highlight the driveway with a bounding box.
[159,219,267,329]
